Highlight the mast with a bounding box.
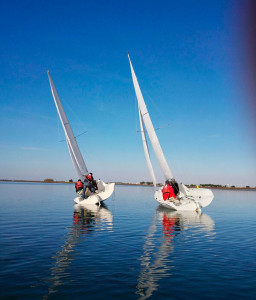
[128,54,173,180]
[138,106,157,187]
[47,71,88,179]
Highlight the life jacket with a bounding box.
[75,181,83,191]
[86,174,92,181]
[162,184,176,200]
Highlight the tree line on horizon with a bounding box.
[0,178,253,189]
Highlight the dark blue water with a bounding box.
[0,182,256,299]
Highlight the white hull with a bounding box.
[74,180,115,205]
[155,187,214,211]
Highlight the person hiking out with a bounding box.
[88,173,98,191]
[82,173,97,198]
[75,179,83,197]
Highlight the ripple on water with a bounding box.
[1,184,256,299]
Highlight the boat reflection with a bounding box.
[159,207,215,234]
[136,206,215,300]
[73,203,113,232]
[43,203,113,299]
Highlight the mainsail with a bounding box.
[128,54,173,180]
[47,71,88,179]
[138,106,157,187]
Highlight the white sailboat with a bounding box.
[128,54,214,211]
[47,71,115,205]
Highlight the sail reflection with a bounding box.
[136,206,215,300]
[43,203,113,299]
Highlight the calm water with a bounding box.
[0,182,256,299]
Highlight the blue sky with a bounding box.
[0,0,255,186]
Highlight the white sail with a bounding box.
[47,71,88,179]
[128,54,173,180]
[138,107,157,187]
[66,136,84,179]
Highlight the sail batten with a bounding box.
[128,55,173,180]
[47,71,88,179]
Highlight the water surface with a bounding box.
[0,182,255,299]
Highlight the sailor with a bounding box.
[88,173,98,191]
[75,179,84,197]
[170,178,180,196]
[162,180,179,203]
[82,173,97,198]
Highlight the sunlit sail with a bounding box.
[138,106,157,187]
[128,54,173,180]
[47,71,115,204]
[128,54,214,211]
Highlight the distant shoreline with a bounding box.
[0,179,255,191]
[114,182,256,190]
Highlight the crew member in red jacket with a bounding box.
[75,179,84,196]
[162,180,177,201]
[82,173,98,198]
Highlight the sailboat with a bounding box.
[128,54,214,211]
[47,71,115,205]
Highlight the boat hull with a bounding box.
[74,180,115,205]
[154,187,214,211]
[186,188,214,208]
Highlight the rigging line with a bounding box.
[143,88,173,129]
[136,123,169,132]
[61,94,88,134]
[143,92,187,182]
[168,132,190,183]
[168,147,189,184]
[155,123,170,131]
[59,131,87,142]
[74,130,88,139]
